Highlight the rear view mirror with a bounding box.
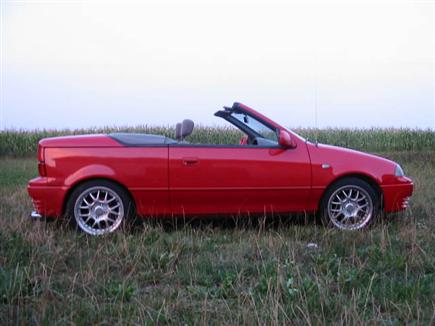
[278,130,296,148]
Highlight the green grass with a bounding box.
[0,126,434,157]
[0,132,434,324]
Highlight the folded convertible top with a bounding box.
[109,133,177,146]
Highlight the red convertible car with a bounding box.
[28,102,413,235]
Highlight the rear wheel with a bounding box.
[319,177,379,230]
[66,180,134,235]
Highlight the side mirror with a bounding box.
[278,130,296,148]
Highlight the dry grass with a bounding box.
[0,151,434,325]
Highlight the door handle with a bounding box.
[182,158,199,166]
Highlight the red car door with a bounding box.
[168,145,311,215]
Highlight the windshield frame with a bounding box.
[230,111,279,142]
[215,106,279,142]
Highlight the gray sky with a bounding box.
[1,0,434,130]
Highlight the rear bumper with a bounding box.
[28,177,67,217]
[382,179,414,213]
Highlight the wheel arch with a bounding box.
[62,177,136,216]
[318,173,383,211]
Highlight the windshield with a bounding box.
[231,112,278,142]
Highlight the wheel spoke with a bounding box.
[107,197,116,204]
[359,203,368,209]
[89,192,97,201]
[332,211,342,219]
[109,210,121,216]
[110,203,120,210]
[353,190,360,200]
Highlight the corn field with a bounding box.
[0,126,434,157]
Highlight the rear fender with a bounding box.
[64,164,117,187]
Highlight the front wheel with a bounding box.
[319,178,379,231]
[66,180,134,235]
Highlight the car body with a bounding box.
[28,102,413,235]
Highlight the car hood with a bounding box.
[318,143,395,164]
[306,142,398,175]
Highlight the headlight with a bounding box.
[395,164,405,177]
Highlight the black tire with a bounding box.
[65,179,135,235]
[319,177,379,230]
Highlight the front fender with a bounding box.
[306,143,396,210]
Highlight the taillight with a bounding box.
[38,161,47,177]
[37,144,46,176]
[38,144,45,162]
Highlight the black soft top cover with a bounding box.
[109,133,176,146]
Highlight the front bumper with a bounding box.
[382,178,414,213]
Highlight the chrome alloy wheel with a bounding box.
[74,186,125,235]
[327,185,374,230]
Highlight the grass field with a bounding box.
[0,129,434,325]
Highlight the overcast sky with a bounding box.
[1,0,434,130]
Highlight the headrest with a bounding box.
[175,123,182,140]
[181,119,194,139]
